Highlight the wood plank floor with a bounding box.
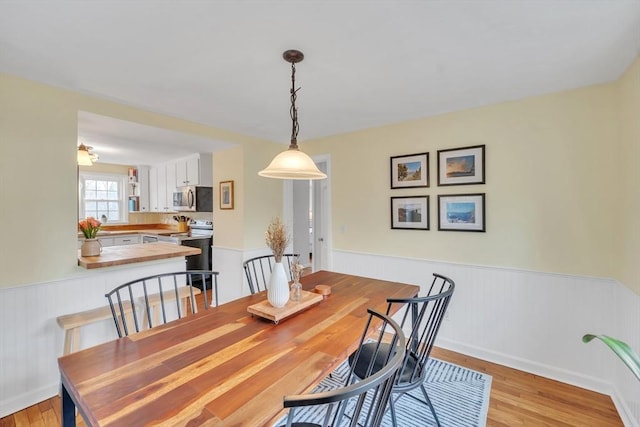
[1,346,622,426]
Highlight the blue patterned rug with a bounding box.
[276,358,492,426]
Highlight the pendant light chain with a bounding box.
[257,49,327,180]
[289,61,301,148]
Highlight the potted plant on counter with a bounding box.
[79,217,102,256]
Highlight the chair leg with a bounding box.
[388,393,398,427]
[420,384,441,427]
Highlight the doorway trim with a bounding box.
[283,154,332,272]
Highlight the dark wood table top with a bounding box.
[58,270,419,426]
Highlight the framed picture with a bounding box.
[219,180,234,210]
[391,196,429,230]
[390,152,429,188]
[437,145,485,186]
[438,193,485,232]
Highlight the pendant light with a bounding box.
[259,50,327,180]
[77,143,93,166]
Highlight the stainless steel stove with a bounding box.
[168,219,213,241]
[174,219,213,289]
[188,219,213,237]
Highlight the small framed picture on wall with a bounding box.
[219,180,234,210]
[438,193,485,232]
[437,145,485,186]
[391,196,429,230]
[390,152,429,188]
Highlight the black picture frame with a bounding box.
[391,196,429,230]
[390,152,429,189]
[438,193,485,232]
[437,145,485,186]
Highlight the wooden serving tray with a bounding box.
[247,290,323,324]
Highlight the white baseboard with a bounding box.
[437,337,611,394]
[610,385,640,427]
[1,383,58,419]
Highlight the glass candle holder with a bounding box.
[290,281,302,301]
[290,259,303,301]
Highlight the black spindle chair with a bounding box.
[348,273,455,426]
[105,270,219,338]
[281,308,406,427]
[243,253,299,294]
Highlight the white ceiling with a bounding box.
[1,1,639,165]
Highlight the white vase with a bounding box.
[81,238,102,257]
[267,262,290,308]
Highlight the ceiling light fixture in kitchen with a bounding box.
[77,143,93,166]
[258,50,327,180]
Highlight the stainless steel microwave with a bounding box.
[172,186,213,212]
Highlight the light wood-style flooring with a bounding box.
[1,346,622,426]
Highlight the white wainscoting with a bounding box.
[3,249,638,424]
[331,249,640,427]
[212,246,251,303]
[0,258,185,418]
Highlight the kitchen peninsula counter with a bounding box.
[77,224,183,239]
[78,242,200,269]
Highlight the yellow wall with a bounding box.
[212,141,284,250]
[213,146,244,249]
[79,162,131,175]
[241,140,285,249]
[305,80,623,280]
[618,57,640,294]
[2,57,637,291]
[0,73,282,288]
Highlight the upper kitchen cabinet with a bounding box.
[149,163,176,212]
[175,153,213,187]
[137,166,150,212]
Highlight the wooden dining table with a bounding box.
[58,270,420,426]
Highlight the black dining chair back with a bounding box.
[349,273,455,427]
[243,253,299,294]
[282,308,406,427]
[105,270,219,338]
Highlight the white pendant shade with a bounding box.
[259,147,327,180]
[77,144,93,166]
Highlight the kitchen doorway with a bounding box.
[288,155,331,272]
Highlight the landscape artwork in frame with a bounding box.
[219,180,234,210]
[390,152,429,188]
[437,145,485,186]
[438,193,485,232]
[391,196,429,230]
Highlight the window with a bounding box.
[79,173,127,223]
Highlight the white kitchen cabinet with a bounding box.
[149,166,159,212]
[149,163,176,212]
[79,234,141,249]
[175,153,213,187]
[98,237,115,247]
[165,161,177,209]
[156,163,168,212]
[112,235,141,245]
[137,165,150,212]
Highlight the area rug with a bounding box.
[276,358,492,427]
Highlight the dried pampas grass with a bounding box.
[265,216,290,262]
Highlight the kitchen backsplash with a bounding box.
[128,212,213,225]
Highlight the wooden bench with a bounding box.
[56,304,135,356]
[141,286,202,328]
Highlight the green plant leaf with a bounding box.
[583,334,640,381]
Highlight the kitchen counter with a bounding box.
[78,224,182,239]
[78,242,201,269]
